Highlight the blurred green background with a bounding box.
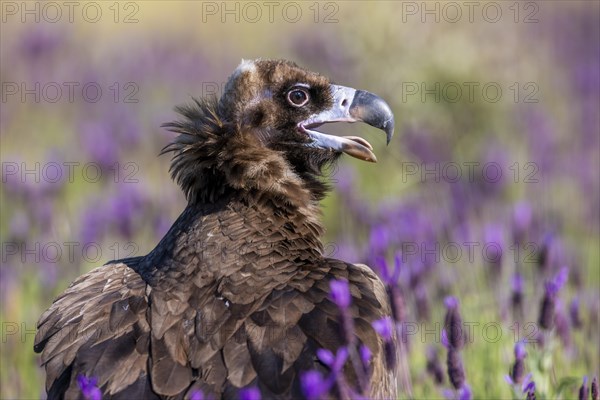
[1,1,598,399]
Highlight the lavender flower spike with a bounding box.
[372,317,394,341]
[372,317,396,370]
[447,348,465,390]
[511,273,524,319]
[240,387,261,400]
[538,282,558,330]
[444,296,464,350]
[538,267,569,331]
[425,346,445,385]
[189,390,205,400]
[317,347,348,373]
[458,384,472,400]
[515,340,527,359]
[570,297,583,329]
[359,344,372,367]
[330,279,351,309]
[316,348,335,367]
[443,296,466,391]
[592,377,598,400]
[580,376,589,400]
[522,374,535,399]
[301,370,330,400]
[77,374,102,400]
[553,266,569,290]
[506,341,527,385]
[330,279,355,345]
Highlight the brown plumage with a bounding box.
[35,59,396,399]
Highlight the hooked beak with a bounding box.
[298,85,395,162]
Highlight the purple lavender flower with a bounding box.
[441,328,449,348]
[330,279,355,345]
[378,256,407,340]
[554,301,572,348]
[189,390,204,400]
[570,297,583,329]
[511,273,524,319]
[538,282,557,330]
[505,341,527,385]
[444,296,464,350]
[446,348,465,390]
[554,266,569,290]
[359,344,372,370]
[332,347,349,372]
[442,297,467,391]
[77,374,101,400]
[458,384,472,400]
[522,373,535,395]
[372,317,394,341]
[580,377,590,400]
[330,279,351,309]
[372,317,396,370]
[592,377,598,400]
[240,387,261,400]
[426,346,445,385]
[538,268,569,330]
[301,370,330,400]
[317,348,335,366]
[514,340,527,359]
[536,233,555,272]
[316,347,348,373]
[375,255,401,286]
[444,296,458,309]
[314,347,352,394]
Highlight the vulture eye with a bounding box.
[287,88,310,107]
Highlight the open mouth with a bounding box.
[297,85,394,163]
[299,121,378,163]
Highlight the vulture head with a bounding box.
[163,59,394,204]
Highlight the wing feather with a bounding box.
[35,262,150,397]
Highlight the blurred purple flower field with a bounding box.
[1,1,598,399]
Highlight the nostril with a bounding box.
[341,99,348,107]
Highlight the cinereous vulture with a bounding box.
[35,59,396,399]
